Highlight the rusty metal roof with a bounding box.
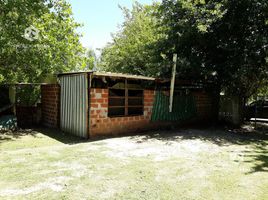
[92,71,155,81]
[57,71,155,81]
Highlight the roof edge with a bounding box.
[57,71,155,81]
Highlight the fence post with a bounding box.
[169,54,177,112]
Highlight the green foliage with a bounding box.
[100,2,166,77]
[16,86,40,106]
[158,0,268,97]
[0,0,86,83]
[84,49,96,70]
[256,81,268,97]
[101,0,268,99]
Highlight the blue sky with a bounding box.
[67,0,156,53]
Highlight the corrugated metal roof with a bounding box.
[58,71,155,81]
[93,71,155,81]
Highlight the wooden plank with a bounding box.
[125,79,128,116]
[109,97,125,99]
[169,54,177,112]
[108,114,143,118]
[128,97,143,99]
[109,106,143,108]
[109,106,125,108]
[129,104,143,107]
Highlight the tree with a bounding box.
[158,0,268,123]
[0,0,86,83]
[101,0,268,124]
[100,2,166,77]
[84,49,96,70]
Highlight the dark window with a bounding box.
[108,88,144,117]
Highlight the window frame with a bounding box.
[108,80,144,117]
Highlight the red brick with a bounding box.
[117,118,122,122]
[95,88,102,93]
[102,89,108,94]
[102,93,108,98]
[101,103,108,108]
[134,116,140,120]
[96,99,104,103]
[102,119,108,123]
[41,84,60,128]
[91,103,98,108]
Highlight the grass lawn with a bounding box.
[0,124,267,200]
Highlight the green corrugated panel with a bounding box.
[151,90,197,121]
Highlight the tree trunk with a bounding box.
[231,96,244,126]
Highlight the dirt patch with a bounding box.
[0,176,71,197]
[103,136,222,161]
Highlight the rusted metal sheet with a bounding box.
[59,73,88,138]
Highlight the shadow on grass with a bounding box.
[243,144,268,174]
[1,123,267,173]
[34,127,87,144]
[130,125,267,147]
[0,127,86,145]
[129,122,268,174]
[0,129,39,143]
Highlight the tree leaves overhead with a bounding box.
[159,0,268,97]
[0,0,86,83]
[101,0,268,98]
[100,2,166,77]
[1,0,267,99]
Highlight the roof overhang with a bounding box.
[57,71,155,81]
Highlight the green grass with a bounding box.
[0,126,267,200]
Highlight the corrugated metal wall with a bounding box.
[59,73,88,138]
[151,90,197,121]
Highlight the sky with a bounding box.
[67,0,156,54]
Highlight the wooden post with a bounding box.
[169,54,177,112]
[9,85,16,115]
[125,79,128,116]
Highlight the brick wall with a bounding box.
[89,88,155,137]
[193,91,213,120]
[39,83,213,136]
[41,84,60,128]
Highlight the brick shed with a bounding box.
[41,71,214,138]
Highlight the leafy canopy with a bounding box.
[101,0,268,98]
[100,2,165,77]
[0,0,86,83]
[158,0,268,97]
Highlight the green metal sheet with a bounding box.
[151,90,197,121]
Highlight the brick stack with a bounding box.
[41,84,60,128]
[89,88,155,137]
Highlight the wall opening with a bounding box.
[108,88,144,117]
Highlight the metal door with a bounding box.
[59,73,88,138]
